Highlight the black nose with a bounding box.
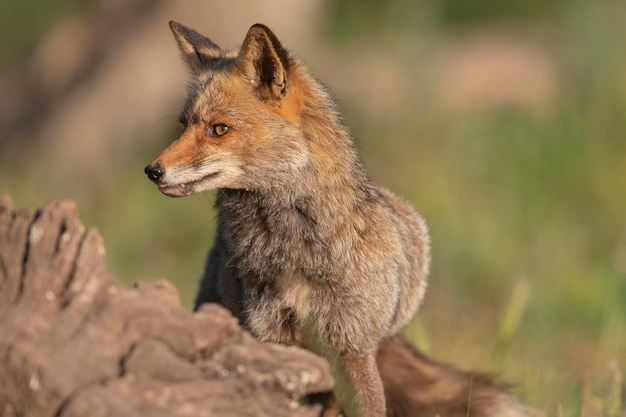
[145,163,165,183]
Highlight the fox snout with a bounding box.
[144,153,242,197]
[144,163,165,184]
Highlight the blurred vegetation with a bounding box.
[326,0,575,37]
[0,0,87,67]
[1,0,625,415]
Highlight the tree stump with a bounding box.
[0,196,333,417]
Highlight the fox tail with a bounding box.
[377,336,528,417]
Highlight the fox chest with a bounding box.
[277,272,326,353]
[275,271,313,319]
[244,270,326,353]
[223,197,333,279]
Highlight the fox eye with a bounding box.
[206,123,230,137]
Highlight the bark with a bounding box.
[0,195,333,417]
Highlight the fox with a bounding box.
[145,21,526,417]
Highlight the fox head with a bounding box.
[145,22,312,197]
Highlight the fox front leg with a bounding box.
[329,351,386,417]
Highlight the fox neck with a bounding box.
[216,168,377,282]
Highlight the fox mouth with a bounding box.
[158,171,221,197]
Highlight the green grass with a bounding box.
[335,1,626,412]
[1,0,625,415]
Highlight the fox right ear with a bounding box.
[169,21,222,73]
[237,24,290,102]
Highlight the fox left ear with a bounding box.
[169,21,222,74]
[237,24,290,101]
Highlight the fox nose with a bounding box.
[145,163,165,183]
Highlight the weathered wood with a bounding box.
[0,195,334,417]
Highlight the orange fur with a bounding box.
[145,22,526,417]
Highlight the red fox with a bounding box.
[145,22,526,417]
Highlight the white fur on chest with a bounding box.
[276,271,329,355]
[276,271,312,319]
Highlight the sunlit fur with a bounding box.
[147,22,526,417]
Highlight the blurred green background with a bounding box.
[1,0,624,415]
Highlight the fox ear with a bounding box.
[237,24,290,101]
[169,21,222,73]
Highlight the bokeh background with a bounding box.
[1,0,625,415]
